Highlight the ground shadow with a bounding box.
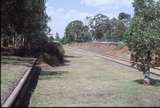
[1,57,35,67]
[20,66,41,107]
[40,70,68,76]
[64,55,80,58]
[46,55,75,67]
[19,54,76,106]
[39,70,69,80]
[134,78,160,86]
[63,59,71,63]
[150,72,160,77]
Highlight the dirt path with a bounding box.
[29,47,160,107]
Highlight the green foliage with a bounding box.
[55,32,61,42]
[48,36,55,42]
[44,42,64,64]
[88,14,111,40]
[118,12,131,20]
[110,18,126,42]
[1,0,50,50]
[124,0,160,84]
[125,0,160,58]
[41,53,60,66]
[1,0,66,66]
[63,12,131,43]
[116,42,126,50]
[64,20,92,43]
[87,13,130,42]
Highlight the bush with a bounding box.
[40,53,61,66]
[1,47,16,56]
[15,46,31,57]
[115,42,126,49]
[44,42,65,64]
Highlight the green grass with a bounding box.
[1,56,35,104]
[115,42,126,50]
[29,47,160,107]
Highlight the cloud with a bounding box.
[46,7,92,37]
[81,0,133,7]
[46,0,134,37]
[81,0,134,18]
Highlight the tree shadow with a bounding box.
[134,78,160,86]
[150,72,160,77]
[1,56,35,67]
[19,66,41,107]
[19,54,77,106]
[64,55,80,58]
[46,55,75,67]
[40,70,68,76]
[39,70,69,80]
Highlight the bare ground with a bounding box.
[29,47,160,107]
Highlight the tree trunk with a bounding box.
[144,51,151,85]
[144,64,150,85]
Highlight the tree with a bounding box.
[124,0,160,85]
[64,20,91,43]
[87,13,130,42]
[110,18,126,42]
[118,12,131,28]
[64,20,83,42]
[1,0,51,57]
[118,12,131,20]
[55,32,61,42]
[82,25,92,42]
[48,36,54,42]
[88,14,111,40]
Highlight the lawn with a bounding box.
[1,56,36,104]
[29,47,160,107]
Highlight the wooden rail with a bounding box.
[2,58,38,107]
[68,46,160,77]
[68,43,160,72]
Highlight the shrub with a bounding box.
[41,53,60,66]
[115,42,126,49]
[44,42,65,64]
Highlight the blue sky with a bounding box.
[46,0,134,37]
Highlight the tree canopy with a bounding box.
[63,12,131,43]
[64,20,91,43]
[124,0,160,84]
[1,0,51,56]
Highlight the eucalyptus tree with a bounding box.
[118,12,131,28]
[1,0,50,55]
[88,14,111,40]
[64,20,91,43]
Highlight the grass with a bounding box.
[29,47,160,107]
[1,56,36,104]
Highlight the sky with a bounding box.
[46,0,134,37]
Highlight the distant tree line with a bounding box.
[48,32,62,43]
[1,0,64,64]
[62,12,131,43]
[1,0,50,50]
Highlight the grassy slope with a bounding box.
[29,47,160,107]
